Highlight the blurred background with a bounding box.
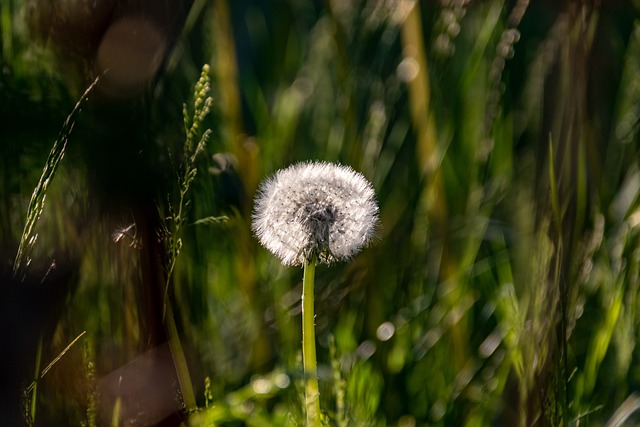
[2,0,640,425]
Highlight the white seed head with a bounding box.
[252,161,379,266]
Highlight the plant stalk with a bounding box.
[29,335,43,426]
[302,257,321,426]
[165,300,197,411]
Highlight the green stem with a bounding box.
[302,257,321,426]
[165,300,197,411]
[30,335,43,426]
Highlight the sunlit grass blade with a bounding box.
[583,280,624,398]
[25,330,87,394]
[28,335,43,426]
[25,331,86,425]
[605,393,640,427]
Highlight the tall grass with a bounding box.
[2,0,640,425]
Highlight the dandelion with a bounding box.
[252,161,379,266]
[252,161,379,426]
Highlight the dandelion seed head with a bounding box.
[252,161,379,266]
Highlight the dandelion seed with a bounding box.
[111,223,140,247]
[252,161,379,266]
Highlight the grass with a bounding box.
[2,0,640,426]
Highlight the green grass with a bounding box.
[3,1,640,426]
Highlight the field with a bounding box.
[2,1,640,426]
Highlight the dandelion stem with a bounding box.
[302,256,321,426]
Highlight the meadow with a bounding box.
[2,1,640,426]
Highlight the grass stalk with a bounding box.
[302,256,321,426]
[111,397,121,427]
[13,75,101,278]
[159,64,212,413]
[29,335,43,426]
[165,301,197,411]
[25,330,87,425]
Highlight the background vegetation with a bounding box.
[2,0,640,425]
